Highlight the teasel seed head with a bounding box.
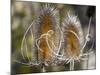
[62,11,84,60]
[36,4,60,65]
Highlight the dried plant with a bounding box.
[13,3,95,72]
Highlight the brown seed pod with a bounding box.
[36,4,60,65]
[62,11,84,60]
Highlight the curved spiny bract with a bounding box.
[20,20,40,65]
[36,4,60,65]
[62,11,84,60]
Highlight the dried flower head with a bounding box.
[62,11,84,60]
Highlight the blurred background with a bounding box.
[11,0,96,74]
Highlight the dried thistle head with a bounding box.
[62,11,84,60]
[36,4,60,65]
